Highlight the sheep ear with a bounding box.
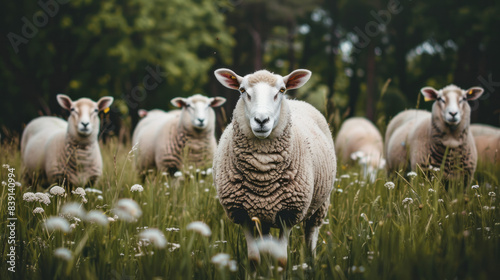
[214,68,242,90]
[421,87,439,102]
[210,97,226,107]
[57,94,73,111]
[171,97,187,108]
[138,109,148,118]
[97,96,114,111]
[465,87,484,101]
[283,69,312,90]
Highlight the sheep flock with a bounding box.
[18,69,497,270]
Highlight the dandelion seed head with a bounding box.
[130,184,144,192]
[45,217,70,233]
[49,186,65,196]
[54,247,72,261]
[86,210,109,227]
[186,221,212,236]
[139,228,167,249]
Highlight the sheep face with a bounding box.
[214,68,311,139]
[57,94,114,139]
[171,94,226,130]
[421,85,483,129]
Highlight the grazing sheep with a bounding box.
[213,68,336,267]
[21,94,114,187]
[385,85,484,183]
[470,124,500,165]
[132,94,226,175]
[335,117,385,182]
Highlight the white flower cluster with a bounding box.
[211,253,237,272]
[186,221,212,236]
[384,182,395,190]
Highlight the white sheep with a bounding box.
[213,68,336,267]
[385,85,483,183]
[132,94,226,175]
[335,117,385,182]
[470,124,500,165]
[21,94,114,187]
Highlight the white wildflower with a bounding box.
[54,248,72,261]
[166,227,180,232]
[256,238,286,260]
[72,187,86,196]
[428,188,436,193]
[360,213,368,222]
[84,188,103,194]
[471,185,479,190]
[61,202,86,218]
[206,168,213,175]
[168,242,181,252]
[1,181,6,186]
[336,188,343,193]
[107,217,116,222]
[69,223,77,230]
[384,182,395,190]
[44,217,70,233]
[35,192,51,205]
[23,192,38,202]
[407,171,417,178]
[49,186,65,196]
[33,207,45,214]
[433,167,440,172]
[340,174,350,179]
[211,253,232,269]
[113,198,142,222]
[438,199,444,203]
[173,171,182,177]
[2,163,10,168]
[350,151,365,161]
[402,197,413,205]
[130,184,144,192]
[228,260,238,272]
[488,192,496,197]
[15,182,21,187]
[187,221,212,236]
[97,195,103,200]
[86,210,109,227]
[139,228,167,249]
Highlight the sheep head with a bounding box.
[214,68,311,139]
[57,94,114,140]
[421,85,483,130]
[171,94,226,130]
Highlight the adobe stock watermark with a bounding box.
[101,65,167,134]
[7,0,70,54]
[470,74,500,112]
[4,164,18,273]
[351,0,411,53]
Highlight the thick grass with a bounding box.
[0,136,499,280]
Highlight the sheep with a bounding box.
[385,85,484,183]
[470,124,500,165]
[213,68,336,267]
[21,94,114,187]
[335,117,385,182]
[132,94,226,175]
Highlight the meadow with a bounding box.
[0,134,499,280]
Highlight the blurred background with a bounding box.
[1,0,499,142]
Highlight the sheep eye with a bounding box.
[437,97,445,103]
[185,104,191,108]
[70,108,75,112]
[279,88,286,93]
[94,108,99,113]
[239,88,246,94]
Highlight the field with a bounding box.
[1,136,499,280]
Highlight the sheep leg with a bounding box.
[304,198,329,259]
[277,226,292,268]
[243,222,260,269]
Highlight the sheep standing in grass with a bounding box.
[470,124,500,165]
[213,68,336,267]
[21,94,114,187]
[335,117,385,182]
[132,94,226,175]
[385,85,483,183]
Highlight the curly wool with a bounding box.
[215,99,336,228]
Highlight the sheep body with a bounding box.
[470,124,500,164]
[21,95,113,187]
[335,117,384,180]
[132,94,225,174]
[213,68,336,266]
[385,85,483,182]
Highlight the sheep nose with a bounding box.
[449,112,457,117]
[254,117,270,126]
[81,122,89,128]
[197,118,204,124]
